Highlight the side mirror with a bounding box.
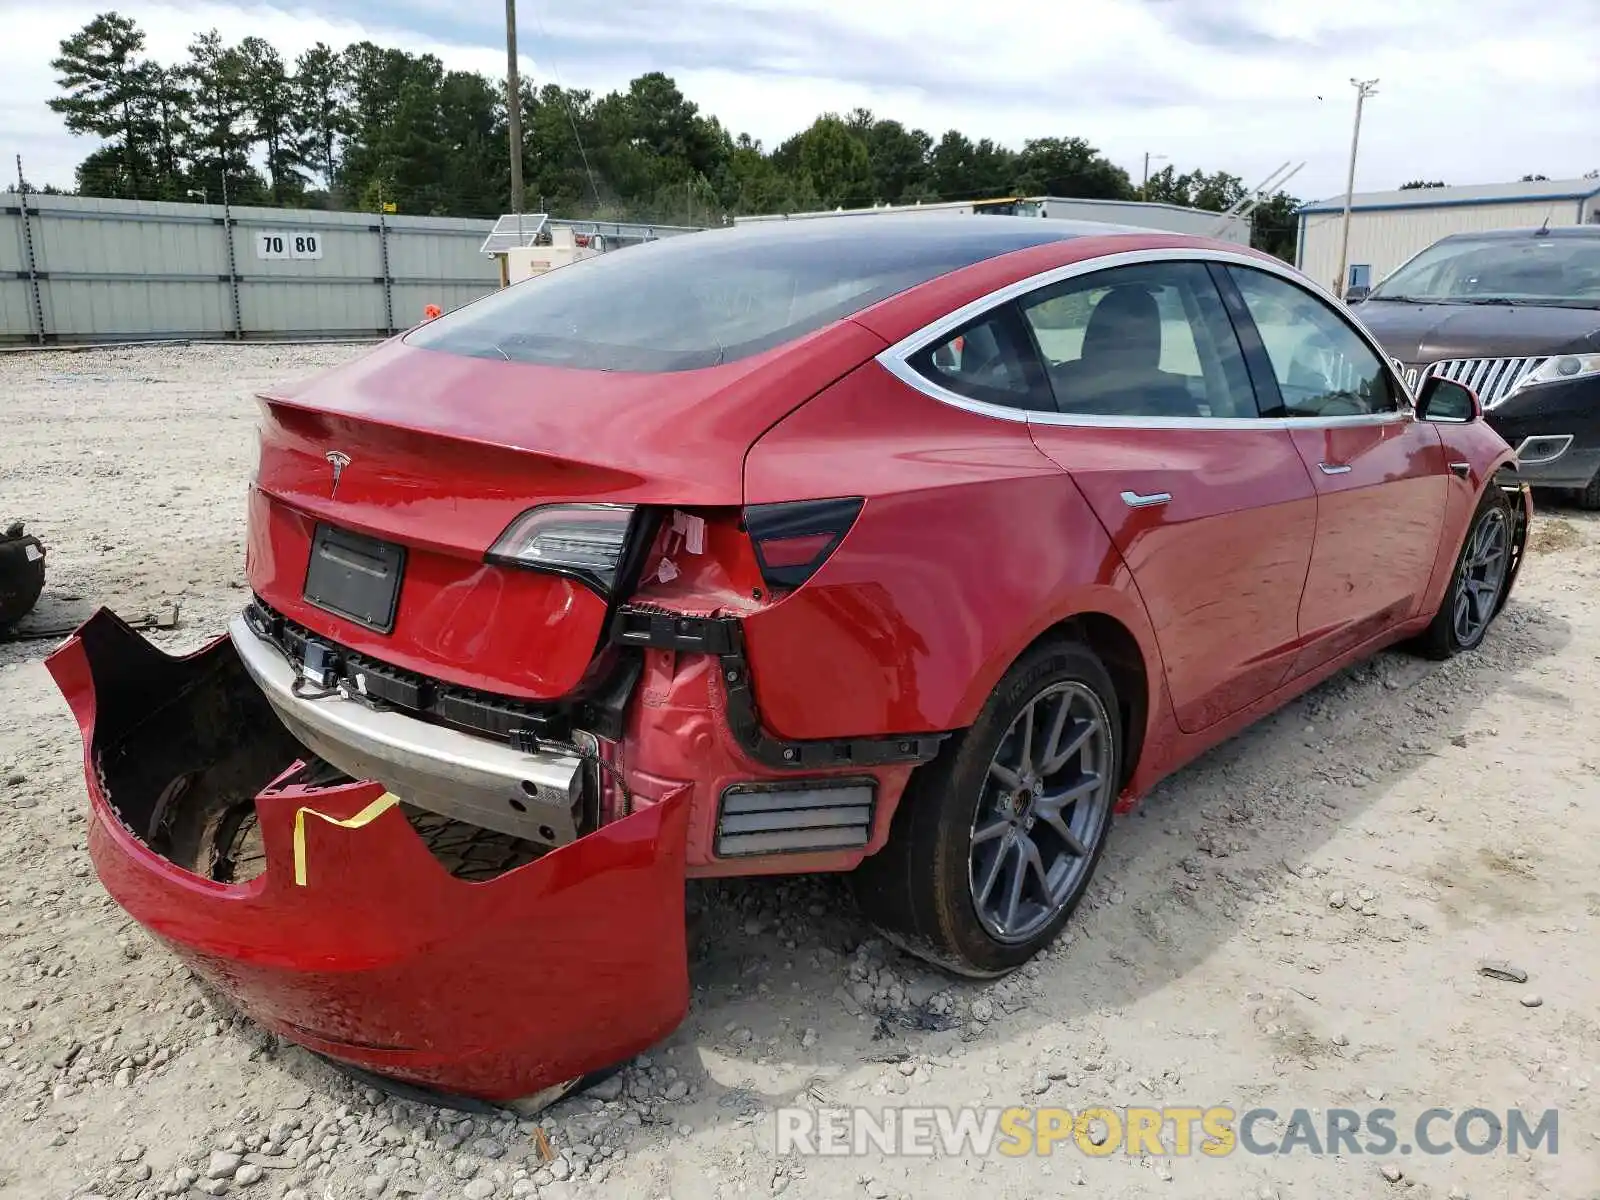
[1416,375,1481,423]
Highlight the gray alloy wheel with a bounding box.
[1452,506,1510,647]
[967,680,1116,945]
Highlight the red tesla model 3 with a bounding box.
[50,215,1529,1105]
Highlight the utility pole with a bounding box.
[1335,78,1379,299]
[505,0,524,213]
[1142,152,1166,200]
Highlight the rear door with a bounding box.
[1009,259,1319,733]
[1221,265,1449,673]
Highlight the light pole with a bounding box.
[185,187,207,205]
[505,0,524,213]
[1142,152,1167,199]
[1335,77,1378,299]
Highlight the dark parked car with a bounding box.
[1355,226,1600,505]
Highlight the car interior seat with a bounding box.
[1050,286,1199,417]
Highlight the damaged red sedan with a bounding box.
[50,216,1530,1106]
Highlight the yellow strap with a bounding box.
[292,792,400,887]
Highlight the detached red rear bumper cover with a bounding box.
[46,610,690,1102]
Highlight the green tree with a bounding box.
[1249,192,1301,262]
[293,44,350,191]
[1013,136,1134,200]
[847,110,933,203]
[184,31,266,202]
[926,130,1017,200]
[790,115,873,208]
[1399,180,1447,189]
[239,36,309,202]
[48,12,156,199]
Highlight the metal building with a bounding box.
[1296,176,1600,297]
[734,195,1252,245]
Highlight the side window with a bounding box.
[1227,266,1396,417]
[1016,262,1258,418]
[906,308,1053,412]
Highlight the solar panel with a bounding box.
[479,213,552,255]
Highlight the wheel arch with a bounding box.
[1011,609,1154,795]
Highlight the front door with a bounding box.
[1222,265,1449,673]
[1013,260,1319,733]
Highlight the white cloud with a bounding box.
[3,0,1596,199]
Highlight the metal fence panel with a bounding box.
[1,194,502,344]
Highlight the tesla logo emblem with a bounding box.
[324,451,351,497]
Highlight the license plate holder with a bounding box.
[303,524,405,634]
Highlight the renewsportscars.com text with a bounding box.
[774,1105,1560,1158]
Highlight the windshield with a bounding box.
[407,219,1079,372]
[1367,235,1600,307]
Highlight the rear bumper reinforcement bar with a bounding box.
[230,614,586,848]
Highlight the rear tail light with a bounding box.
[744,498,863,590]
[487,504,638,592]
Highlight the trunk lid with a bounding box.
[248,326,883,702]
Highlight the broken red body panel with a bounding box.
[47,612,690,1102]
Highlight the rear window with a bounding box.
[406,219,1080,373]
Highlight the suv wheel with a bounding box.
[1575,469,1600,511]
[851,640,1120,978]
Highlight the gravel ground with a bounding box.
[2,343,1598,1200]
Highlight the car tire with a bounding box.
[0,526,46,630]
[1413,485,1515,661]
[850,639,1121,979]
[1575,469,1600,511]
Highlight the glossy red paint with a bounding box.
[245,487,606,700]
[46,618,690,1102]
[739,361,1163,740]
[1287,419,1449,674]
[247,319,888,698]
[1030,422,1317,734]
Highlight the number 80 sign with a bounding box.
[255,231,324,260]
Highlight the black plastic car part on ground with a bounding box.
[0,522,46,629]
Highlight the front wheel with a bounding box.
[1574,468,1600,511]
[1413,485,1515,660]
[851,640,1120,978]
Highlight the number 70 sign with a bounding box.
[255,231,324,260]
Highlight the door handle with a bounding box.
[1318,462,1353,475]
[1120,490,1172,508]
[1448,461,1470,479]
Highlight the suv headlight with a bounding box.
[1512,353,1600,397]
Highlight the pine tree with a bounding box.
[239,36,309,203]
[48,13,155,199]
[293,43,350,192]
[184,31,265,202]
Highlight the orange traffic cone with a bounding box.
[423,304,442,321]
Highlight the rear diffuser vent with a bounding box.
[715,779,876,857]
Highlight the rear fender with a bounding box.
[46,610,690,1102]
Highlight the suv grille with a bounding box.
[1417,357,1548,410]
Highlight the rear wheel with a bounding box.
[851,640,1120,978]
[1414,485,1514,660]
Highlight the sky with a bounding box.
[2,0,1596,204]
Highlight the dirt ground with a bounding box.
[1,343,1597,1200]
